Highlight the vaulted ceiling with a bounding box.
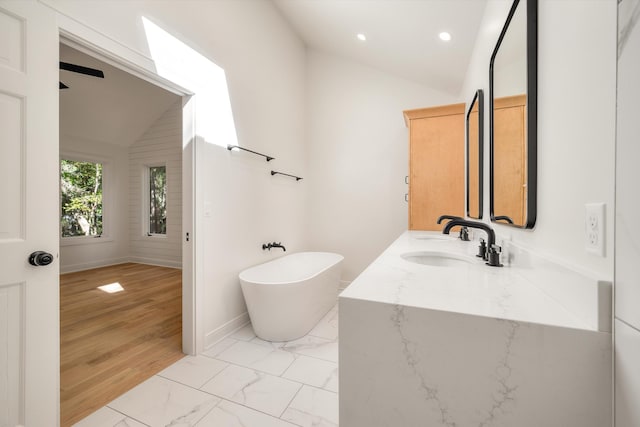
[60,1,488,147]
[59,43,179,147]
[272,0,488,95]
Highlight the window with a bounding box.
[60,159,103,238]
[148,165,167,235]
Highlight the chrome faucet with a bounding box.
[262,242,286,252]
[437,215,470,241]
[442,219,502,267]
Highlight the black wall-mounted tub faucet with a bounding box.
[262,242,286,252]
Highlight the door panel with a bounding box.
[0,8,24,72]
[0,283,22,427]
[0,1,59,426]
[0,92,24,240]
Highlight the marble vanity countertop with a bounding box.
[340,231,594,331]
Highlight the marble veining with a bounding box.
[282,355,339,392]
[392,300,456,427]
[215,340,298,376]
[477,321,519,427]
[389,275,456,427]
[200,364,302,417]
[390,269,522,427]
[198,400,298,427]
[281,385,339,427]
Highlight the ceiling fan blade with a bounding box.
[59,81,69,89]
[59,62,105,78]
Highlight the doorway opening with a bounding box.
[58,39,195,426]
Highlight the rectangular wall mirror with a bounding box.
[466,89,483,219]
[489,0,537,228]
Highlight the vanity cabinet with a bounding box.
[339,231,612,427]
[404,103,465,230]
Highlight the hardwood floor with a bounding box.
[60,263,184,426]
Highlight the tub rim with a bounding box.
[239,251,344,286]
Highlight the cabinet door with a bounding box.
[493,102,526,225]
[407,107,464,230]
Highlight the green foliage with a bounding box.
[149,166,167,234]
[60,159,103,237]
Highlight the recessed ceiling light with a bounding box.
[357,33,367,41]
[439,32,452,41]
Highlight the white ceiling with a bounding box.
[60,1,487,146]
[272,0,488,96]
[59,44,180,147]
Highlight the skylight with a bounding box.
[142,17,238,148]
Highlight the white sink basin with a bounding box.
[401,251,476,267]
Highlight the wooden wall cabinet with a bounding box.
[492,94,526,226]
[404,103,465,230]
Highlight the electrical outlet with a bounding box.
[585,203,605,256]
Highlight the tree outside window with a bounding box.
[149,166,167,235]
[60,159,103,237]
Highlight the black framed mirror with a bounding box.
[489,0,537,228]
[466,89,483,219]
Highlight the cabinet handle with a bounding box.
[405,193,408,202]
[405,176,409,184]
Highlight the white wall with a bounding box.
[615,0,640,425]
[43,0,308,349]
[460,0,617,280]
[305,51,457,281]
[129,100,182,268]
[59,137,129,273]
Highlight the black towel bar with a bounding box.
[227,145,274,162]
[271,170,303,181]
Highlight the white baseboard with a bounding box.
[128,256,182,269]
[60,256,181,274]
[204,312,251,350]
[60,257,130,274]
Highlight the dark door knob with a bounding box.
[29,251,54,266]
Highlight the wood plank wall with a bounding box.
[128,101,183,268]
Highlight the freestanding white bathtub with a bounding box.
[239,252,343,342]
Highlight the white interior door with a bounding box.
[0,1,59,426]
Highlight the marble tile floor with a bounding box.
[74,304,339,427]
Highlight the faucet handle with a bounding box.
[459,226,470,241]
[486,244,503,267]
[476,238,487,259]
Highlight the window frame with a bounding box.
[143,163,168,238]
[59,152,113,246]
